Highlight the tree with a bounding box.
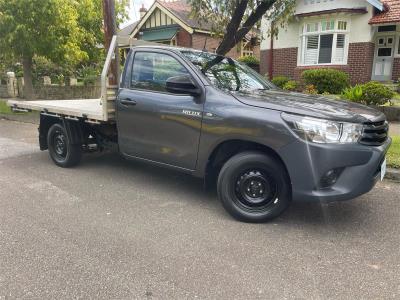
[0,0,86,99]
[187,0,295,57]
[0,0,129,99]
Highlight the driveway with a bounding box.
[0,119,399,299]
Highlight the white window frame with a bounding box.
[395,34,400,58]
[298,18,350,66]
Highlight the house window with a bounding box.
[300,19,349,66]
[378,25,397,32]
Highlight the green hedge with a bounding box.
[342,82,394,106]
[237,55,260,66]
[302,69,349,94]
[271,76,290,89]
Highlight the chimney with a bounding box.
[139,4,147,19]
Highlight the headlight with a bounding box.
[282,113,363,144]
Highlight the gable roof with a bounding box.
[369,0,400,24]
[161,0,212,31]
[119,21,138,36]
[130,0,258,40]
[131,0,209,38]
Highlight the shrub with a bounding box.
[342,85,363,102]
[360,81,394,106]
[237,55,260,66]
[283,80,298,91]
[302,69,349,94]
[271,76,290,89]
[303,84,318,95]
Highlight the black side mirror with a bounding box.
[166,75,201,96]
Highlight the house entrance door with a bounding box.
[372,36,395,81]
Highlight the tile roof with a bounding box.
[118,21,139,36]
[159,0,212,30]
[369,0,400,24]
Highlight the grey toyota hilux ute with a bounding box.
[32,46,392,222]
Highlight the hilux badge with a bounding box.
[182,110,201,117]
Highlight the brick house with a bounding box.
[121,0,260,60]
[260,0,400,84]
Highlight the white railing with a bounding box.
[100,35,119,121]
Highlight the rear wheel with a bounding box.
[217,151,291,223]
[47,123,82,167]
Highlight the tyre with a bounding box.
[217,151,291,223]
[47,123,82,168]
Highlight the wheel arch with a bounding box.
[204,139,291,188]
[39,114,85,151]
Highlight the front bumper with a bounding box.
[278,137,392,202]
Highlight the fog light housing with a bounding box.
[319,168,343,189]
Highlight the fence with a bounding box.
[1,74,101,100]
[18,85,101,100]
[0,85,8,98]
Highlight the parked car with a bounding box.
[8,37,391,222]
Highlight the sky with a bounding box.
[122,0,155,26]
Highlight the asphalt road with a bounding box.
[0,119,399,300]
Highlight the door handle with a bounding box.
[120,98,137,106]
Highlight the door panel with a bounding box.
[372,36,394,81]
[117,51,203,170]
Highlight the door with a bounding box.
[372,36,395,81]
[117,50,204,170]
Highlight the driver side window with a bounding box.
[131,52,190,93]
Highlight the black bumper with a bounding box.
[278,138,392,202]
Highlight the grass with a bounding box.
[387,136,400,169]
[0,99,12,114]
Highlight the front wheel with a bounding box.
[47,123,82,168]
[217,151,291,223]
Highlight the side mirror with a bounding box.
[166,75,201,96]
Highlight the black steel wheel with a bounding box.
[47,123,82,168]
[217,151,291,222]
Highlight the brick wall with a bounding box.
[260,48,298,78]
[261,43,375,85]
[176,29,192,48]
[392,58,400,81]
[192,33,241,59]
[347,42,375,85]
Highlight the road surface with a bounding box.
[0,119,399,299]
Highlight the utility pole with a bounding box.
[102,0,119,85]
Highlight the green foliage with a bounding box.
[0,0,86,65]
[304,84,318,95]
[76,65,101,86]
[237,56,260,66]
[271,76,290,89]
[302,69,350,94]
[283,80,297,91]
[0,0,129,91]
[387,136,400,169]
[0,100,12,114]
[342,85,364,102]
[358,81,394,106]
[341,82,394,106]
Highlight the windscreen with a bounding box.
[181,51,275,93]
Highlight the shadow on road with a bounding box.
[76,151,376,231]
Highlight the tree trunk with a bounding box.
[216,0,275,57]
[22,56,34,100]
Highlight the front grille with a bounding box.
[359,120,389,146]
